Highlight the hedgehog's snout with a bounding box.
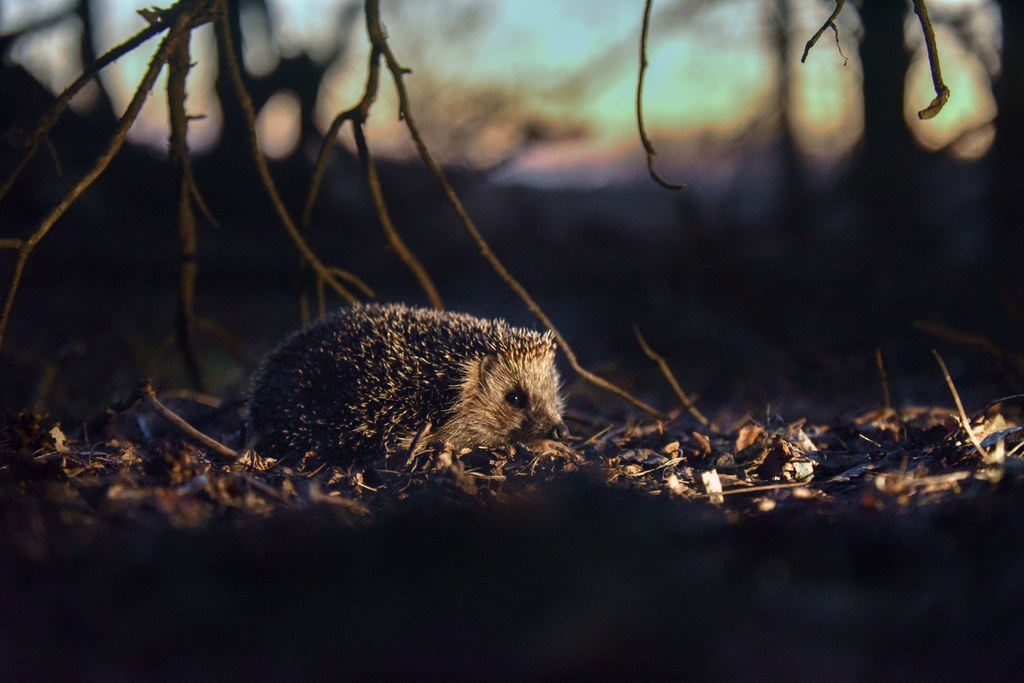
[547,422,569,441]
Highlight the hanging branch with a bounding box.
[803,0,949,119]
[303,42,382,229]
[0,2,217,355]
[801,0,846,64]
[912,0,950,120]
[636,0,685,190]
[351,121,443,309]
[214,0,359,307]
[304,39,441,310]
[364,0,664,419]
[167,23,205,390]
[0,11,170,205]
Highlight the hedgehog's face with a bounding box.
[439,345,567,450]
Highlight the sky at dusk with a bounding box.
[1,0,1002,186]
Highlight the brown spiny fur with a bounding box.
[246,303,566,462]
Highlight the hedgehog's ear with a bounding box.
[465,354,499,389]
[478,353,499,380]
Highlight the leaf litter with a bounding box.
[3,390,1024,560]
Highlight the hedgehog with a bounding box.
[246,303,568,462]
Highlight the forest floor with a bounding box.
[3,147,1024,679]
[3,380,1024,679]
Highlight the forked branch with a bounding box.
[801,0,846,64]
[803,0,949,118]
[0,10,172,204]
[0,1,217,354]
[214,0,358,307]
[304,38,442,310]
[364,0,664,419]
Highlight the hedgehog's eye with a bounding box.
[504,388,529,410]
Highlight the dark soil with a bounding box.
[3,388,1024,680]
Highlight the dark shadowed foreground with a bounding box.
[2,397,1024,680]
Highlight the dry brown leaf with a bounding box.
[735,422,765,452]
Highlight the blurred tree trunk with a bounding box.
[215,0,255,159]
[773,0,809,242]
[77,0,117,124]
[992,2,1024,309]
[852,1,926,263]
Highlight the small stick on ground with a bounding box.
[915,320,1022,390]
[696,480,814,500]
[634,327,714,431]
[875,348,893,412]
[931,349,992,463]
[139,380,240,460]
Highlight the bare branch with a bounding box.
[365,0,664,419]
[328,267,376,299]
[635,327,715,430]
[874,349,893,412]
[214,0,358,306]
[0,9,172,205]
[168,23,204,391]
[932,350,992,463]
[139,380,240,459]
[303,44,382,229]
[801,0,846,64]
[912,0,950,120]
[301,34,440,310]
[636,0,685,190]
[1,2,215,354]
[352,121,442,309]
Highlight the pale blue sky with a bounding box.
[2,0,1001,185]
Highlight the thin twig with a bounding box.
[300,38,440,308]
[695,480,813,500]
[139,380,240,459]
[634,326,714,430]
[303,44,382,228]
[801,0,846,64]
[874,348,892,412]
[0,3,213,354]
[912,0,950,120]
[214,0,358,306]
[914,320,1006,359]
[914,319,1021,389]
[168,23,204,391]
[636,0,685,190]
[303,107,359,229]
[0,9,174,204]
[329,267,376,299]
[365,0,664,419]
[352,121,442,309]
[931,349,992,462]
